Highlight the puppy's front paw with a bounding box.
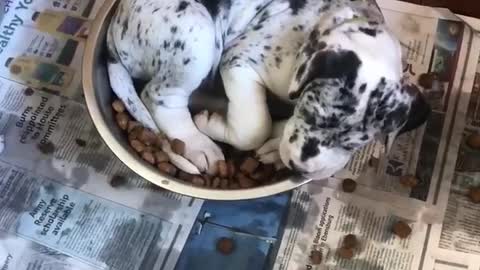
[194,110,225,138]
[179,131,225,173]
[256,138,281,164]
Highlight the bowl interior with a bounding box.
[83,0,311,200]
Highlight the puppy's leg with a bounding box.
[142,81,225,173]
[194,64,272,151]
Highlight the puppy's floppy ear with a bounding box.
[383,83,430,153]
[398,83,431,135]
[288,49,362,100]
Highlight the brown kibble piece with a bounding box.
[392,221,412,238]
[171,139,186,155]
[368,157,379,168]
[116,112,129,130]
[110,175,127,187]
[237,173,256,188]
[130,139,146,153]
[128,126,143,141]
[142,151,156,165]
[342,178,357,193]
[251,164,275,182]
[37,141,55,154]
[274,168,294,181]
[337,247,354,259]
[227,160,236,178]
[399,175,418,188]
[127,121,142,133]
[212,177,221,188]
[217,160,229,178]
[310,250,322,265]
[178,171,194,181]
[240,157,260,174]
[342,234,358,249]
[192,176,205,187]
[418,73,436,89]
[138,129,157,146]
[157,162,177,176]
[216,237,235,255]
[229,182,240,189]
[75,138,87,147]
[467,133,480,149]
[154,151,169,163]
[220,179,229,189]
[468,187,480,203]
[112,100,126,113]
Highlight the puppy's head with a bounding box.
[280,26,430,179]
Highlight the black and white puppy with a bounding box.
[106,0,430,178]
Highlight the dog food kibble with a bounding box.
[212,177,221,188]
[112,99,126,113]
[310,250,322,265]
[37,141,55,154]
[399,175,418,188]
[127,121,142,133]
[220,178,229,189]
[130,139,146,153]
[468,187,480,203]
[157,162,177,176]
[342,234,358,249]
[75,138,87,147]
[337,247,354,259]
[240,157,260,174]
[192,176,205,186]
[217,160,229,178]
[392,221,412,238]
[467,133,480,149]
[115,112,129,130]
[110,175,127,187]
[171,139,186,155]
[138,129,157,146]
[418,73,436,89]
[227,160,236,178]
[216,237,235,255]
[342,178,357,193]
[141,151,156,165]
[368,157,379,168]
[154,151,169,163]
[112,99,290,189]
[237,173,256,188]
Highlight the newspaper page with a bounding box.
[332,0,475,205]
[273,184,431,270]
[274,1,480,270]
[0,1,204,270]
[0,0,104,102]
[420,33,480,270]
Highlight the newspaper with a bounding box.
[274,0,480,269]
[0,1,204,270]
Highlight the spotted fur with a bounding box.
[106,0,430,178]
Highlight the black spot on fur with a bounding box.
[253,24,263,31]
[171,26,178,34]
[248,57,258,64]
[289,133,298,143]
[301,137,320,162]
[174,40,183,49]
[359,27,377,37]
[200,0,232,18]
[264,45,271,50]
[289,0,307,15]
[359,83,367,93]
[300,50,362,91]
[135,6,142,12]
[121,19,129,40]
[360,134,369,141]
[275,57,282,68]
[176,1,190,12]
[183,58,191,65]
[153,7,160,13]
[163,41,170,49]
[322,29,331,36]
[276,46,282,51]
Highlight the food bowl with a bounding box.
[82,0,311,200]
